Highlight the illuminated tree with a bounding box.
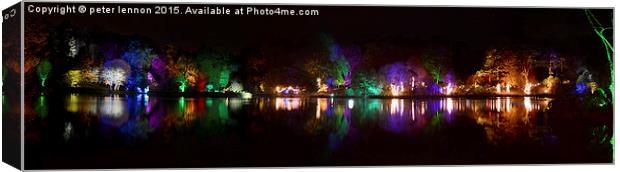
[351,70,383,96]
[175,75,188,92]
[101,68,127,91]
[421,48,448,84]
[167,53,199,92]
[102,59,131,91]
[36,58,52,87]
[166,51,190,92]
[228,81,244,93]
[81,68,100,84]
[330,56,350,87]
[475,49,521,86]
[23,15,48,74]
[521,50,538,85]
[6,55,40,75]
[150,57,167,87]
[67,37,79,58]
[576,68,596,94]
[65,70,81,87]
[304,57,331,81]
[340,45,362,86]
[197,49,237,91]
[381,62,413,86]
[122,40,158,90]
[174,62,199,93]
[313,34,358,88]
[585,9,614,100]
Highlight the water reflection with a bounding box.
[101,95,125,118]
[275,98,301,111]
[34,95,554,147]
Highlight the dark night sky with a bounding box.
[36,4,612,47]
[30,3,613,77]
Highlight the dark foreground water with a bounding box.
[18,94,612,169]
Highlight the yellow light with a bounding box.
[524,97,532,112]
[506,82,511,93]
[445,83,454,95]
[390,83,399,96]
[317,78,328,93]
[446,98,453,114]
[524,83,532,95]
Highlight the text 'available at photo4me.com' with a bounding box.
[27,3,320,16]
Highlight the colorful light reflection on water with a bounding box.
[32,95,555,142]
[25,95,590,168]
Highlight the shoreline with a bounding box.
[30,89,557,99]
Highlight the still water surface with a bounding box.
[21,94,601,168]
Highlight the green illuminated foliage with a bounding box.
[330,56,350,87]
[35,96,48,118]
[206,84,214,92]
[421,49,446,84]
[351,70,383,96]
[176,76,188,92]
[585,9,614,101]
[197,49,237,91]
[345,88,355,96]
[36,58,52,87]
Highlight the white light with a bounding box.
[275,98,300,111]
[241,92,252,99]
[411,76,415,91]
[348,99,354,109]
[447,98,453,114]
[411,101,415,122]
[506,82,511,93]
[495,97,501,112]
[390,99,399,115]
[101,68,127,91]
[506,97,511,112]
[496,83,501,94]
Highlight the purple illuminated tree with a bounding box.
[381,62,413,86]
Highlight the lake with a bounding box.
[19,94,610,169]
